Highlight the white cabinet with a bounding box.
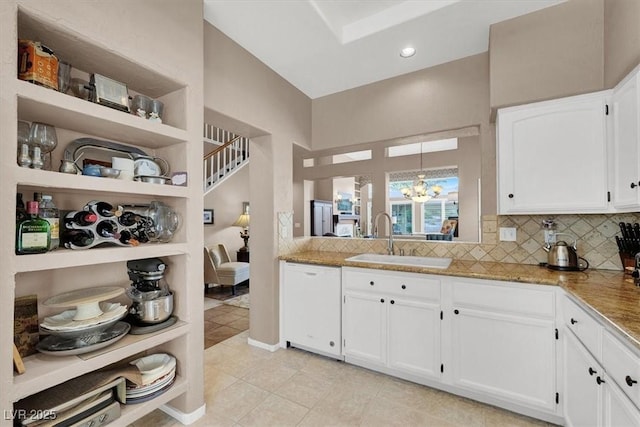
[611,65,640,210]
[282,263,342,357]
[497,91,610,214]
[562,295,640,427]
[564,327,603,427]
[342,268,441,381]
[449,278,557,412]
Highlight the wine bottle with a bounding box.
[118,211,140,227]
[16,193,27,223]
[16,201,50,255]
[96,220,120,239]
[65,211,98,227]
[88,201,121,217]
[62,230,94,248]
[118,230,140,246]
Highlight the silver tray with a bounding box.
[36,322,130,356]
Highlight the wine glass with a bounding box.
[29,122,57,170]
[17,121,31,167]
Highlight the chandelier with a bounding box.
[400,144,442,202]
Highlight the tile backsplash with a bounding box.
[277,212,640,271]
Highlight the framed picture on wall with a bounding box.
[204,209,214,225]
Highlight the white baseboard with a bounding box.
[247,337,280,352]
[160,403,206,425]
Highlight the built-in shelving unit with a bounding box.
[1,3,203,426]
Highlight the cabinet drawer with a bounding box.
[602,330,640,407]
[563,296,602,358]
[342,268,440,301]
[451,278,555,318]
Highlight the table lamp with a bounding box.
[232,213,250,251]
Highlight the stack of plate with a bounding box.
[126,353,177,403]
[37,291,130,356]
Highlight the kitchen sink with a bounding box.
[345,253,452,269]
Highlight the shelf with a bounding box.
[14,166,189,198]
[16,80,188,148]
[12,321,189,401]
[118,376,188,425]
[15,243,189,272]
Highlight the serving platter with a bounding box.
[36,322,130,356]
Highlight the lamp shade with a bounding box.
[447,191,459,202]
[232,213,250,228]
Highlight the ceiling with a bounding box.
[203,0,564,99]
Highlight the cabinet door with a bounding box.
[611,69,640,210]
[564,329,603,427]
[497,92,609,214]
[603,377,640,427]
[343,292,386,366]
[283,264,341,356]
[451,307,556,411]
[387,298,441,380]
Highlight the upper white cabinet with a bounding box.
[497,91,610,214]
[610,65,640,210]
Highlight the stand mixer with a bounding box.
[126,258,174,324]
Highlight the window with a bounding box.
[424,199,458,233]
[388,174,459,235]
[391,202,412,235]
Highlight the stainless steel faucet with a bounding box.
[373,212,394,255]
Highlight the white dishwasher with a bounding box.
[282,262,342,358]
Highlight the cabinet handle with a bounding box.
[380,298,385,303]
[401,284,406,289]
[626,376,638,387]
[370,281,374,286]
[390,300,395,304]
[454,309,459,315]
[631,182,637,189]
[588,367,597,376]
[570,318,578,325]
[508,193,514,199]
[596,376,606,385]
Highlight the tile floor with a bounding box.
[132,331,556,427]
[204,305,250,349]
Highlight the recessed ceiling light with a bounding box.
[400,47,416,58]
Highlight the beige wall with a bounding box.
[604,0,640,87]
[312,53,490,151]
[203,23,311,345]
[204,165,250,258]
[489,0,605,111]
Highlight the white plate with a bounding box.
[130,353,172,376]
[127,371,176,397]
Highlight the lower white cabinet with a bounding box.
[342,268,441,381]
[282,262,342,357]
[564,328,604,427]
[563,295,640,427]
[449,279,557,412]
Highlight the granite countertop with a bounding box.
[280,251,640,351]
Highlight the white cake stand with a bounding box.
[44,286,125,321]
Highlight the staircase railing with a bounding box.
[203,134,250,193]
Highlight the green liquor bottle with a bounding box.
[16,201,50,255]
